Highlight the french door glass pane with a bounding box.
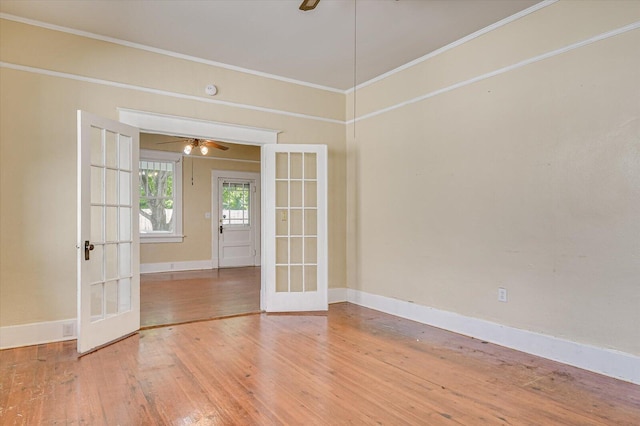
[290,266,303,292]
[272,149,322,297]
[305,266,318,291]
[304,182,317,207]
[91,167,103,204]
[275,153,288,179]
[90,127,104,166]
[304,210,317,236]
[119,171,131,205]
[90,283,103,320]
[90,245,104,283]
[290,153,303,179]
[290,210,302,235]
[105,244,118,281]
[304,153,317,179]
[276,182,288,207]
[105,207,117,242]
[105,131,118,169]
[304,237,317,264]
[105,281,118,316]
[276,210,288,236]
[290,238,303,264]
[276,266,288,292]
[106,169,118,205]
[290,181,302,207]
[276,238,288,264]
[119,136,131,171]
[91,206,104,242]
[119,207,131,241]
[119,243,131,277]
[119,278,131,312]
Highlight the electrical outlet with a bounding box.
[498,287,508,303]
[62,322,75,337]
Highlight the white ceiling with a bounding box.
[0,0,541,91]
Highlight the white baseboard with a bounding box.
[0,318,77,350]
[5,287,635,386]
[346,288,639,385]
[140,259,215,274]
[328,287,348,304]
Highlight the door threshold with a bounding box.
[140,310,263,330]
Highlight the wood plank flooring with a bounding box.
[141,267,260,328]
[1,303,639,425]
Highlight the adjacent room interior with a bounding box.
[138,134,262,328]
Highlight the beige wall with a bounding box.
[0,19,346,326]
[347,1,640,355]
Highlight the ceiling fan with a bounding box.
[157,138,229,155]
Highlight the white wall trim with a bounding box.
[186,155,260,164]
[347,21,640,125]
[0,61,343,125]
[0,13,344,94]
[3,20,637,128]
[121,109,281,145]
[0,319,77,350]
[140,259,214,274]
[346,289,640,385]
[0,2,556,96]
[346,0,558,94]
[5,287,637,387]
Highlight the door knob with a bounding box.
[84,240,95,260]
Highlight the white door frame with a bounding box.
[118,109,279,310]
[211,170,261,269]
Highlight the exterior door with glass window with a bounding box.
[218,177,257,268]
[262,144,327,312]
[77,110,139,354]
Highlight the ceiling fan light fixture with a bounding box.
[183,144,193,155]
[199,145,209,155]
[299,0,320,11]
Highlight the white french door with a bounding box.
[262,144,327,312]
[77,110,140,354]
[217,173,260,268]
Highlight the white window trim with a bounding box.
[139,149,184,243]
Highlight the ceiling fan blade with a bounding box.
[203,140,230,151]
[155,138,188,145]
[299,0,320,11]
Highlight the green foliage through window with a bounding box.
[222,182,250,226]
[139,160,174,232]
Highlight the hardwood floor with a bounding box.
[1,303,638,425]
[141,267,261,328]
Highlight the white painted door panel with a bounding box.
[215,172,260,268]
[262,144,327,312]
[77,110,140,354]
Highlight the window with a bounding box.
[139,149,183,243]
[221,181,251,226]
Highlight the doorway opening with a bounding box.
[138,132,262,328]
